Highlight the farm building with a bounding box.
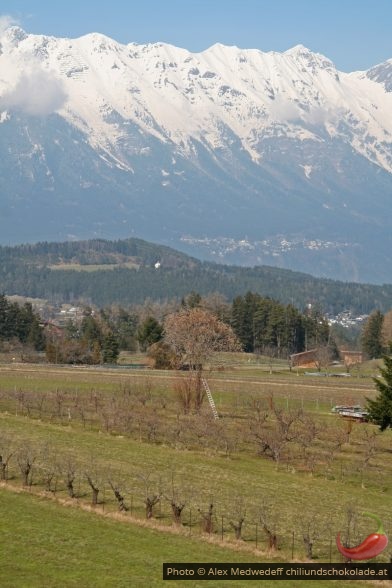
[290,349,319,368]
[290,348,363,369]
[340,350,363,366]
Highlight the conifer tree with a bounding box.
[366,343,392,430]
[361,310,384,359]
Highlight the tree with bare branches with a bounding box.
[164,308,240,412]
[164,308,241,371]
[108,478,128,512]
[16,442,37,486]
[228,497,247,540]
[164,471,190,525]
[300,512,329,560]
[259,500,280,551]
[137,471,162,519]
[84,461,102,506]
[0,434,14,481]
[198,502,215,534]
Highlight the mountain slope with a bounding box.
[1,27,392,282]
[2,237,392,314]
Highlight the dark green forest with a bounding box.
[0,294,45,350]
[1,238,392,314]
[0,290,329,364]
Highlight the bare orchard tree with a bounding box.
[173,377,193,414]
[250,407,302,465]
[164,308,240,411]
[259,499,280,551]
[0,434,15,481]
[357,426,380,487]
[164,471,189,525]
[198,502,215,534]
[246,396,270,424]
[16,441,38,486]
[300,512,330,560]
[273,406,303,443]
[251,424,287,464]
[314,346,334,373]
[61,454,79,498]
[108,474,129,512]
[339,502,360,558]
[85,461,102,506]
[137,471,162,519]
[228,496,247,540]
[39,444,59,492]
[297,414,321,474]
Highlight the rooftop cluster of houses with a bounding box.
[327,310,368,328]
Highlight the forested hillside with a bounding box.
[1,238,392,314]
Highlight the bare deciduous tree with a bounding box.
[198,502,215,534]
[259,500,280,551]
[314,346,333,373]
[108,477,128,511]
[85,461,102,506]
[340,502,360,559]
[164,308,241,373]
[164,471,190,525]
[62,455,78,498]
[300,512,329,560]
[39,444,58,492]
[16,442,37,486]
[357,427,380,488]
[165,308,240,416]
[228,497,246,540]
[137,471,162,519]
[145,494,160,519]
[0,434,14,481]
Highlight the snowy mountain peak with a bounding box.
[366,59,392,92]
[2,25,28,45]
[0,28,392,176]
[1,29,392,282]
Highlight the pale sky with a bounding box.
[1,0,392,71]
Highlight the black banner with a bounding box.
[163,563,392,581]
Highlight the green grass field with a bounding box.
[0,488,380,588]
[0,359,391,586]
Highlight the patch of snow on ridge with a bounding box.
[300,164,313,178]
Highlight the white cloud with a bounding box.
[0,14,19,36]
[0,67,67,116]
[0,16,68,116]
[303,104,345,126]
[269,96,299,122]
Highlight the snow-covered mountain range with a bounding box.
[1,26,392,283]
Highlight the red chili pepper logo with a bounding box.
[336,512,388,560]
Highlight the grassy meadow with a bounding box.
[0,357,391,587]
